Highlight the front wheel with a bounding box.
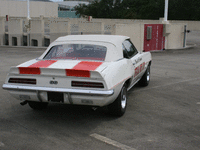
[138,65,150,87]
[107,84,127,117]
[28,101,48,110]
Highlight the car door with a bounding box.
[122,39,145,88]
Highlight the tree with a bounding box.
[168,0,200,20]
[74,0,200,20]
[75,0,126,18]
[122,0,164,19]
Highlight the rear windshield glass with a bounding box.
[43,44,107,61]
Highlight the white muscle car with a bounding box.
[2,35,151,116]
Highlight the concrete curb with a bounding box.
[0,43,196,52]
[0,45,47,50]
[168,44,196,50]
[150,44,196,53]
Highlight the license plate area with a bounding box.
[48,92,64,103]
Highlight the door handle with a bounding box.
[134,57,142,65]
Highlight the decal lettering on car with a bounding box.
[134,62,145,77]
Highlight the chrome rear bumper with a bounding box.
[2,84,114,96]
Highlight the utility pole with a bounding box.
[27,0,30,20]
[164,0,169,23]
[27,0,31,46]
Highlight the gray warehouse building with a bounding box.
[0,0,91,18]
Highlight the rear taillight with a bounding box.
[72,81,104,88]
[8,78,36,85]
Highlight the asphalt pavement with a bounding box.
[0,31,200,150]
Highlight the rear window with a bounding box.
[43,44,107,61]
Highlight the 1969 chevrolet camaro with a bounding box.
[2,35,151,116]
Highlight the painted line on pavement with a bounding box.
[197,102,200,104]
[0,142,5,147]
[134,77,200,92]
[90,133,136,150]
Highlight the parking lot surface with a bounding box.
[0,32,200,150]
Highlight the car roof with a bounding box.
[54,35,130,46]
[39,35,130,61]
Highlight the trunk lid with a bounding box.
[7,59,111,90]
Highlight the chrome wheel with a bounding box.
[108,84,127,117]
[146,66,150,82]
[121,86,127,109]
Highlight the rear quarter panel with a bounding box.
[101,59,133,91]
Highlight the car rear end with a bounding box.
[2,59,120,106]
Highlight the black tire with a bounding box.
[139,65,150,87]
[28,101,48,110]
[107,84,127,117]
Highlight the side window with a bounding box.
[122,44,129,58]
[122,39,138,58]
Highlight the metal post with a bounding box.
[27,19,31,46]
[27,0,30,20]
[164,0,169,22]
[183,25,187,48]
[27,0,31,46]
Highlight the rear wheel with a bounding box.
[108,84,127,117]
[28,101,48,110]
[139,65,150,87]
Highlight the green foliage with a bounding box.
[168,0,200,20]
[74,0,200,20]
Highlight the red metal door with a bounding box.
[144,24,165,52]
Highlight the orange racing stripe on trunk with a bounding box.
[72,61,103,70]
[66,61,103,77]
[66,69,90,77]
[19,60,57,74]
[19,67,41,74]
[28,60,57,68]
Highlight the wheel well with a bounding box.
[149,61,152,66]
[125,78,131,88]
